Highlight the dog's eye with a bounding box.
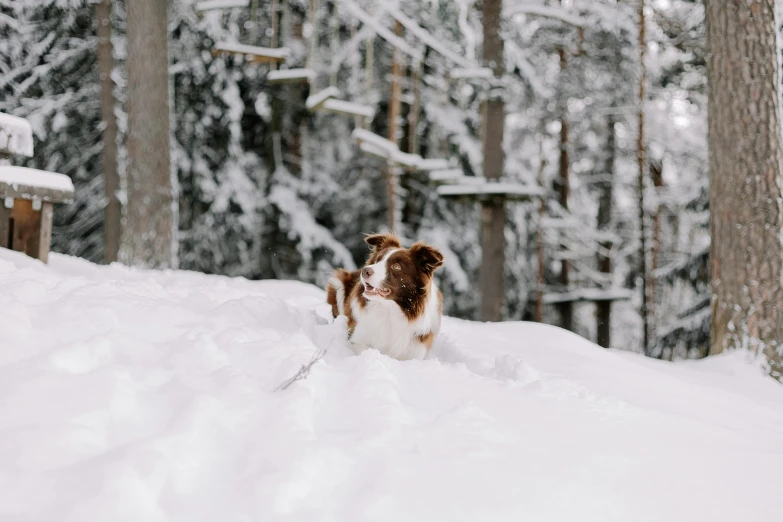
[392,263,401,271]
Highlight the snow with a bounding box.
[0,249,781,521]
[212,42,290,61]
[266,68,316,83]
[438,181,546,200]
[542,287,634,304]
[267,183,356,274]
[428,168,467,184]
[352,128,398,156]
[450,67,494,80]
[0,165,75,194]
[306,86,340,111]
[391,149,422,168]
[358,140,390,159]
[352,129,444,169]
[0,112,34,157]
[338,0,422,61]
[505,3,585,28]
[385,5,475,68]
[540,216,581,229]
[320,99,375,118]
[195,0,249,12]
[416,158,451,171]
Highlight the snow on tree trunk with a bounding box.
[122,0,176,269]
[479,0,506,322]
[706,0,783,381]
[95,0,121,264]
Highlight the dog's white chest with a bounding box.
[349,286,440,361]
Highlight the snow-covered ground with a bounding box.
[0,249,781,522]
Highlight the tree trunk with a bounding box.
[95,0,121,264]
[596,113,615,348]
[408,55,423,156]
[649,155,664,338]
[479,0,506,322]
[270,0,279,69]
[556,47,573,331]
[637,0,651,352]
[122,0,175,268]
[534,152,547,323]
[706,0,783,381]
[386,20,404,233]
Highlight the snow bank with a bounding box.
[0,249,780,522]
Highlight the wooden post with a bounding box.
[37,202,53,263]
[95,0,121,264]
[556,46,573,331]
[637,0,651,352]
[649,155,664,338]
[479,0,506,322]
[329,0,339,87]
[596,113,616,348]
[308,0,319,71]
[0,204,9,249]
[408,52,424,156]
[386,20,404,232]
[534,151,547,323]
[6,199,43,258]
[270,0,279,70]
[250,0,259,42]
[365,35,374,102]
[281,0,290,49]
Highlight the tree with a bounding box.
[596,112,615,348]
[479,0,506,322]
[95,0,121,264]
[705,0,783,380]
[121,0,176,268]
[637,0,651,352]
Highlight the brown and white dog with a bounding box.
[326,233,444,360]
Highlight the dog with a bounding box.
[326,233,444,360]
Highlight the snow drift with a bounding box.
[0,249,781,522]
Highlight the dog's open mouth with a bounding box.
[364,283,391,297]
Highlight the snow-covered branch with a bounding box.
[337,0,422,61]
[505,3,584,28]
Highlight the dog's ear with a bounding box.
[410,242,444,277]
[365,233,401,253]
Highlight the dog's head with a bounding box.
[359,234,444,307]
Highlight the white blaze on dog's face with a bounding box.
[360,248,400,300]
[359,234,444,310]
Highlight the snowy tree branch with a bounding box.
[505,4,584,28]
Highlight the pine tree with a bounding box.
[122,0,176,268]
[705,0,783,380]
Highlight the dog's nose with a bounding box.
[362,266,374,279]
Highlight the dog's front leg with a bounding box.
[402,341,428,361]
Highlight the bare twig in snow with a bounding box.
[274,348,327,391]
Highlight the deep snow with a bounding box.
[0,249,781,522]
